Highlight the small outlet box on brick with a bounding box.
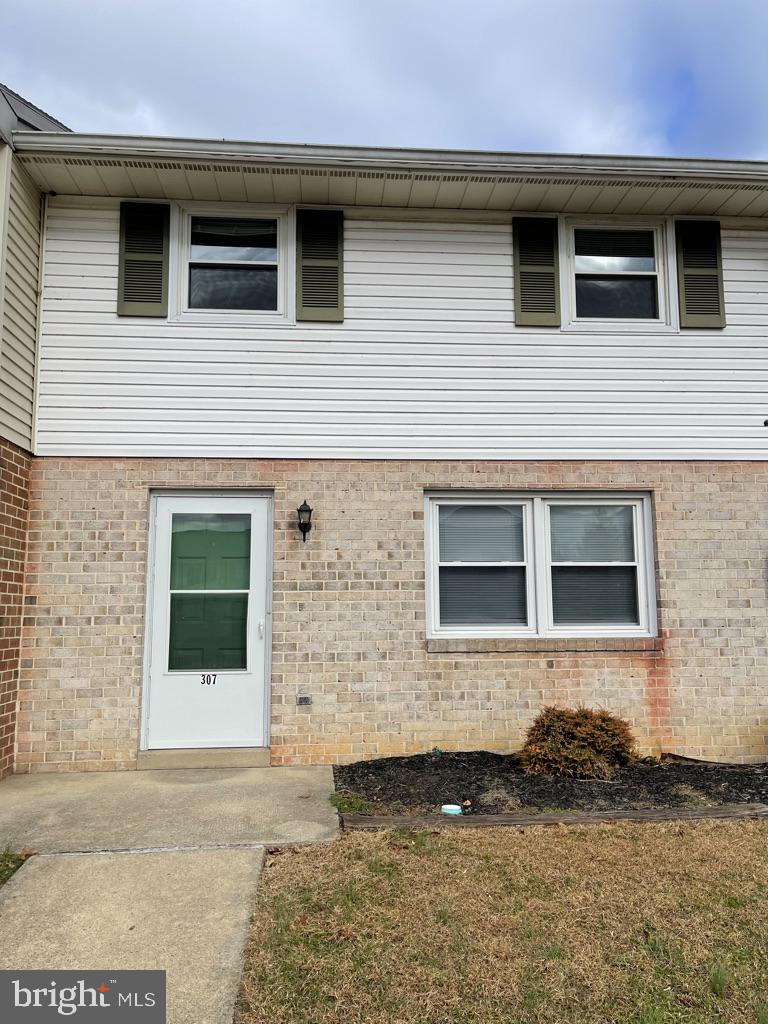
[296,695,313,706]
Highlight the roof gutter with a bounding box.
[12,131,768,184]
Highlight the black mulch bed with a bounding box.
[333,751,768,816]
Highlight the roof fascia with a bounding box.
[12,131,768,185]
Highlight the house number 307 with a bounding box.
[201,673,217,685]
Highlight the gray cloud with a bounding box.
[2,0,767,157]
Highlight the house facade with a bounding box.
[1,123,768,774]
[0,86,69,778]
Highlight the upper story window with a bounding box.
[573,228,658,319]
[564,221,671,329]
[188,217,279,311]
[172,204,293,323]
[118,201,344,323]
[426,494,656,639]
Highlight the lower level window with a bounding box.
[427,494,655,637]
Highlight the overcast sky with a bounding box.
[2,0,767,158]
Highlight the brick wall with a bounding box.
[0,440,31,778]
[15,457,768,772]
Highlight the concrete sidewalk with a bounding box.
[0,848,263,1024]
[0,766,337,852]
[0,766,337,1023]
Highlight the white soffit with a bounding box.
[12,133,768,217]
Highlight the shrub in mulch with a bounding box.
[520,706,637,780]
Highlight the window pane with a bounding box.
[169,593,247,670]
[170,513,250,590]
[574,229,655,259]
[439,505,524,562]
[550,505,634,562]
[189,265,277,310]
[439,567,527,625]
[552,567,639,624]
[575,254,656,273]
[575,276,658,318]
[190,218,277,261]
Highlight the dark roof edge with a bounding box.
[0,83,70,143]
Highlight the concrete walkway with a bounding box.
[0,766,337,852]
[0,767,337,1023]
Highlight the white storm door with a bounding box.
[145,495,270,749]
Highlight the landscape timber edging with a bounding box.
[341,802,768,831]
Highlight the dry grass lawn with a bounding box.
[238,821,768,1024]
[0,848,25,888]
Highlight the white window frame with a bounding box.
[425,492,657,639]
[169,201,295,325]
[559,217,678,333]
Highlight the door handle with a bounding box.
[258,619,264,639]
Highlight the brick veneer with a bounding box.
[15,457,768,772]
[0,440,31,778]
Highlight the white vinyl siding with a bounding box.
[35,199,768,459]
[0,156,41,450]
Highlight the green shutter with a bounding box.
[118,202,170,316]
[513,217,560,327]
[675,220,725,329]
[296,209,343,322]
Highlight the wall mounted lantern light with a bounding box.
[297,500,313,542]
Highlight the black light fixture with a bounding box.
[297,500,313,542]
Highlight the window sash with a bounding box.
[427,495,655,639]
[573,229,656,276]
[187,219,280,270]
[189,216,278,264]
[186,216,281,311]
[439,566,529,627]
[432,499,537,637]
[544,501,642,630]
[187,264,279,312]
[547,503,638,566]
[564,220,669,327]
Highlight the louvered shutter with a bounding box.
[296,209,343,322]
[118,202,170,317]
[675,220,725,329]
[513,217,560,327]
